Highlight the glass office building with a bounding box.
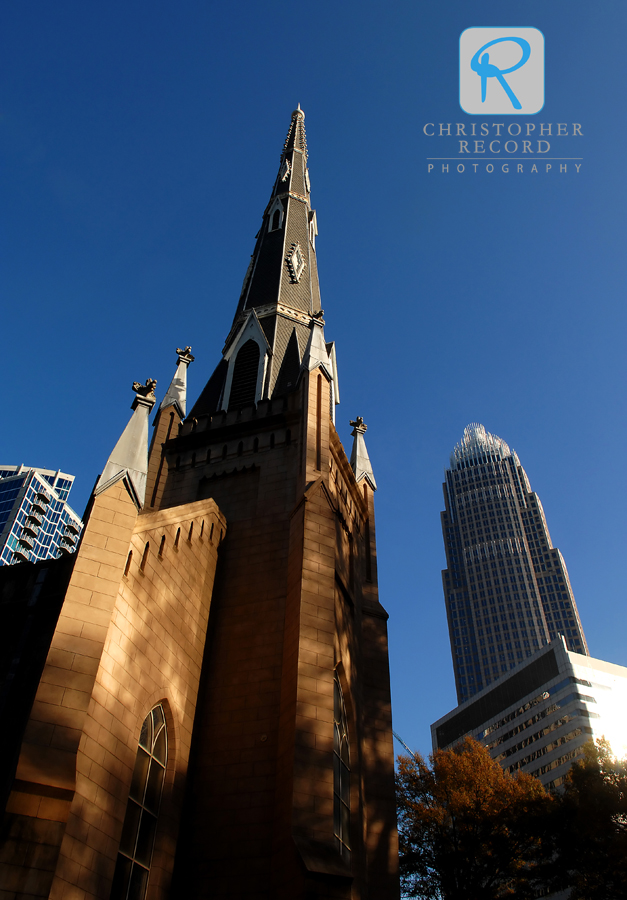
[432,639,627,789]
[0,466,83,566]
[441,424,588,704]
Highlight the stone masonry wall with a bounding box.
[0,486,225,900]
[49,498,225,900]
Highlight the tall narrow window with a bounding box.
[333,673,350,861]
[229,339,260,410]
[365,517,372,582]
[110,705,168,900]
[316,375,322,470]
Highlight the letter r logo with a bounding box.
[460,28,544,115]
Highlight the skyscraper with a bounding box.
[432,637,627,789]
[441,423,588,704]
[0,108,399,900]
[0,466,83,566]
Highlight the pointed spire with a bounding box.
[189,106,328,418]
[282,105,308,161]
[159,346,195,419]
[95,379,157,509]
[350,418,377,490]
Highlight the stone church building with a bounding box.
[0,108,399,899]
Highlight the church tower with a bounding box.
[0,107,398,900]
[153,105,398,899]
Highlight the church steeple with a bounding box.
[190,106,334,418]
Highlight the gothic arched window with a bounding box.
[268,198,284,232]
[110,705,168,900]
[333,673,350,861]
[228,339,260,409]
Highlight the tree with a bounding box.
[551,738,627,900]
[396,737,552,900]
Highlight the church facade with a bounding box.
[0,107,399,900]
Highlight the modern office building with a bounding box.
[0,466,83,566]
[441,423,588,704]
[0,108,399,900]
[432,638,627,789]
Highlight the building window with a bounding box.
[110,705,168,900]
[268,197,284,231]
[229,339,260,410]
[333,673,350,862]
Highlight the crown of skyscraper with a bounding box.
[449,423,516,469]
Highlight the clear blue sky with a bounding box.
[2,1,625,760]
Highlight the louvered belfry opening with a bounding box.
[229,339,261,410]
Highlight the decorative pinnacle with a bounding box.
[294,103,304,119]
[350,417,367,435]
[349,417,376,490]
[95,377,157,507]
[176,346,195,364]
[132,378,157,399]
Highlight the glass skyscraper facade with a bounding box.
[0,465,83,566]
[441,424,588,705]
[432,639,627,790]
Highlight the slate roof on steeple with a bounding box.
[189,106,335,419]
[233,104,321,325]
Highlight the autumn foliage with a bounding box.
[396,737,552,899]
